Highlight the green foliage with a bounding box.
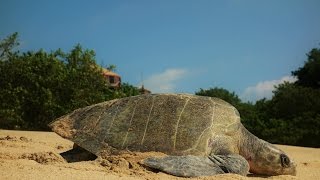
[262,69,320,146]
[261,113,320,146]
[292,48,320,88]
[0,33,139,130]
[195,87,264,138]
[106,64,117,72]
[260,82,320,146]
[62,44,111,110]
[119,83,140,97]
[0,49,68,129]
[195,51,320,147]
[104,83,140,100]
[0,32,19,60]
[270,82,320,119]
[195,87,241,107]
[258,48,320,146]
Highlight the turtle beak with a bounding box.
[280,154,296,176]
[285,160,297,176]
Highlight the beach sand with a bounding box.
[0,130,319,180]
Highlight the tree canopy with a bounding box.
[195,87,241,107]
[0,33,139,130]
[195,47,320,147]
[0,32,19,61]
[292,48,320,88]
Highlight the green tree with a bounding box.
[195,87,241,107]
[0,34,139,130]
[0,32,19,61]
[270,82,320,119]
[0,49,67,129]
[195,87,263,137]
[292,47,320,88]
[62,44,110,110]
[263,82,320,146]
[118,83,140,97]
[106,64,117,72]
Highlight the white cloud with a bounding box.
[241,76,297,102]
[143,68,188,93]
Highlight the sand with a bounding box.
[0,130,319,180]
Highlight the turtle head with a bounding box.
[247,142,296,176]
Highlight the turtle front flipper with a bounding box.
[143,154,249,177]
[143,155,224,177]
[208,154,249,176]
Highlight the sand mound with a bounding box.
[0,135,31,142]
[20,152,66,164]
[0,130,319,180]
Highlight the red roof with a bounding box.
[101,68,120,77]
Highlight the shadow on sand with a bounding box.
[60,144,97,163]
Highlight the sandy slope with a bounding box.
[0,130,319,180]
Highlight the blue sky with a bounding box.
[1,0,320,102]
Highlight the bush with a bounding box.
[0,34,139,130]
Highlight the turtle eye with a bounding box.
[280,154,290,167]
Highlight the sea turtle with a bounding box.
[49,94,296,177]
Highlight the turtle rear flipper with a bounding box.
[143,154,249,177]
